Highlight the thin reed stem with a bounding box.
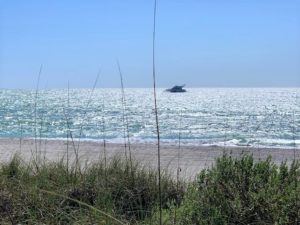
[116,60,128,160]
[66,81,70,173]
[292,110,296,160]
[152,0,162,224]
[177,110,182,188]
[18,118,23,152]
[291,104,298,222]
[76,72,100,145]
[62,105,77,172]
[101,89,108,186]
[62,82,77,168]
[100,88,109,224]
[174,109,182,225]
[34,64,42,168]
[116,60,133,177]
[75,71,100,170]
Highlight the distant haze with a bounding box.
[0,0,300,88]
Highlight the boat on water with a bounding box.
[166,85,186,93]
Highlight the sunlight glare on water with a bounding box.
[0,88,299,148]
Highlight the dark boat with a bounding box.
[166,85,186,93]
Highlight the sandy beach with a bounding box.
[0,138,299,179]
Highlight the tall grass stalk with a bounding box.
[66,81,70,173]
[101,89,107,184]
[101,89,109,224]
[177,110,182,187]
[152,0,162,224]
[33,64,42,169]
[63,108,77,165]
[116,60,133,177]
[17,118,23,153]
[38,99,47,163]
[292,107,298,224]
[98,81,109,222]
[174,109,182,224]
[116,60,128,160]
[72,71,100,172]
[76,71,100,150]
[63,82,77,173]
[292,111,296,160]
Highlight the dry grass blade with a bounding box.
[39,189,127,225]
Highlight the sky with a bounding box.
[0,0,300,88]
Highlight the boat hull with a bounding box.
[166,89,186,93]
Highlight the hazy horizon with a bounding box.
[1,86,300,90]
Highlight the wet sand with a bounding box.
[0,138,299,179]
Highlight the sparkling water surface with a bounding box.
[0,88,299,148]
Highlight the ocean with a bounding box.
[0,88,299,148]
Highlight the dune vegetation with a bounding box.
[0,153,299,224]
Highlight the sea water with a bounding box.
[0,88,299,148]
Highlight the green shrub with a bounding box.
[177,154,300,225]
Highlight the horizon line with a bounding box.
[1,86,300,90]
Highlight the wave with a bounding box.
[5,136,299,149]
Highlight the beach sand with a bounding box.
[0,138,299,179]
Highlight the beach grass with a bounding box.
[0,153,299,224]
[0,153,183,224]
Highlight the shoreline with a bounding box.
[1,138,299,179]
[1,136,298,150]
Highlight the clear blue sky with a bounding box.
[0,0,299,88]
